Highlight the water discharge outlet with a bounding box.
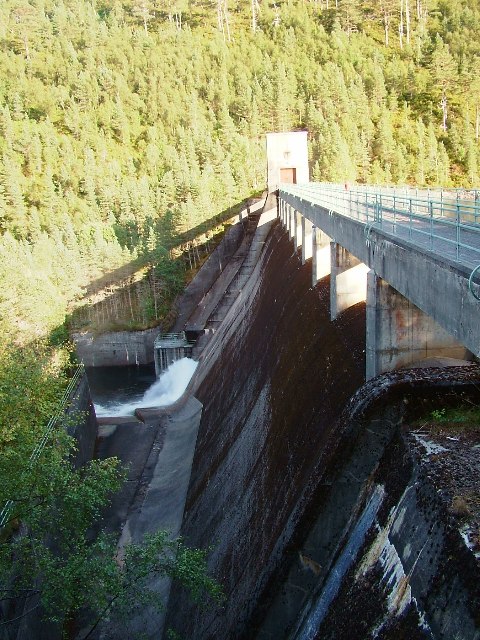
[94,357,198,417]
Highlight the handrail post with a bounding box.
[373,194,380,224]
[409,197,413,238]
[456,199,460,261]
[429,200,434,250]
[393,194,396,232]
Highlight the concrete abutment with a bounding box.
[366,271,472,379]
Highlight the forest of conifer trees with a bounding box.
[0,0,479,341]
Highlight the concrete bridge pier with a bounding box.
[330,243,369,321]
[278,199,284,227]
[283,201,288,234]
[301,216,313,264]
[366,272,472,380]
[294,210,302,252]
[312,227,331,286]
[288,204,295,240]
[281,199,288,230]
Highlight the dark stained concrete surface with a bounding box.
[165,219,367,639]
[164,209,480,640]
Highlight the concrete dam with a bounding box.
[85,191,480,639]
[158,196,479,640]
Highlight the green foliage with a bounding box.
[93,531,223,635]
[0,339,221,634]
[430,405,480,425]
[431,407,447,421]
[0,340,118,623]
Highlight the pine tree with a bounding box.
[378,0,397,46]
[132,0,154,33]
[429,34,457,132]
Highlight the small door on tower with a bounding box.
[280,167,297,184]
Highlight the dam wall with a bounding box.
[166,220,367,638]
[64,195,478,639]
[72,326,160,368]
[66,371,97,468]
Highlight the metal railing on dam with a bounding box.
[280,182,480,273]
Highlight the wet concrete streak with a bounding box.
[309,379,480,640]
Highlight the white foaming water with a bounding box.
[94,358,198,417]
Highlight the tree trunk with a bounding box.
[194,240,201,264]
[399,0,404,49]
[217,0,224,39]
[150,269,159,319]
[441,91,448,131]
[23,34,30,61]
[383,9,390,46]
[223,1,231,42]
[405,0,410,45]
[127,281,135,321]
[186,243,193,271]
[217,0,231,42]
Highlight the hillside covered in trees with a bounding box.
[1,0,479,342]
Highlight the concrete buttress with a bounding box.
[312,227,331,286]
[366,271,471,379]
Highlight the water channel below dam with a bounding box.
[86,363,156,414]
[87,359,198,417]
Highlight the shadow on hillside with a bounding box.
[82,193,264,299]
[69,192,265,333]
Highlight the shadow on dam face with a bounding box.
[165,221,367,639]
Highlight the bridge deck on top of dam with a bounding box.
[281,183,480,269]
[279,183,480,360]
